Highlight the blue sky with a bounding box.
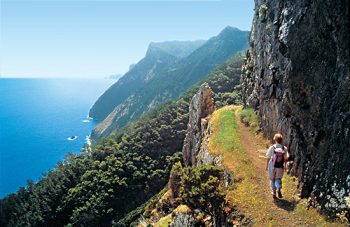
[1,0,254,78]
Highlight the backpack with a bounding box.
[272,145,285,168]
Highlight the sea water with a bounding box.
[0,78,114,198]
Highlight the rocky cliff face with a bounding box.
[241,0,350,216]
[182,82,234,184]
[182,83,216,167]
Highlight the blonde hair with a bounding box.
[273,133,283,144]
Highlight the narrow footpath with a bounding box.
[235,109,309,226]
[209,106,344,226]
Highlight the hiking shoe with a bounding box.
[277,190,283,198]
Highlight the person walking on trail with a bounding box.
[266,133,288,199]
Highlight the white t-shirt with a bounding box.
[266,143,289,160]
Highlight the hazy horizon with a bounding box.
[1,0,254,78]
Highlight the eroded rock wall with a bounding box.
[182,83,216,166]
[241,0,350,215]
[181,83,234,187]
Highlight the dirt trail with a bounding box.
[232,110,342,227]
[235,113,301,226]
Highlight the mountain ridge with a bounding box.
[147,40,206,59]
[89,40,205,121]
[92,26,249,141]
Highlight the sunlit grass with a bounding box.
[207,105,346,226]
[208,106,266,220]
[153,214,172,227]
[208,106,239,157]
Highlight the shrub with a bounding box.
[240,108,259,130]
[169,162,183,199]
[169,164,225,215]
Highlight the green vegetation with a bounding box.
[209,107,240,156]
[155,215,172,227]
[209,107,265,215]
[239,108,259,131]
[179,164,225,214]
[0,54,244,227]
[208,107,250,182]
[208,107,275,223]
[208,107,345,226]
[112,203,145,227]
[204,54,244,108]
[149,162,226,217]
[0,101,187,227]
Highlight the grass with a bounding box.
[239,108,259,131]
[208,106,265,219]
[208,106,240,157]
[239,108,346,226]
[207,105,347,226]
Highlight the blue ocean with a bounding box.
[0,78,114,198]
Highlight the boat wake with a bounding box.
[67,136,78,141]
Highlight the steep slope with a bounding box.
[92,27,248,141]
[89,40,205,121]
[0,55,244,227]
[241,0,350,217]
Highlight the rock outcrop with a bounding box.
[182,83,216,166]
[241,0,350,216]
[170,206,195,227]
[170,213,195,227]
[143,83,237,226]
[182,83,234,185]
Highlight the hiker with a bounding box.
[266,133,288,199]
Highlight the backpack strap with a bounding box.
[272,144,277,152]
[272,145,277,166]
